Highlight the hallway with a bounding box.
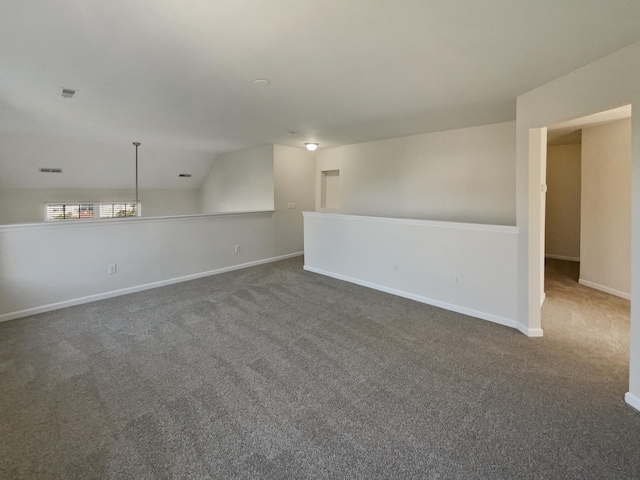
[542,258,631,398]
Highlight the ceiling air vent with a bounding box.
[61,88,76,99]
[39,168,63,173]
[179,173,192,177]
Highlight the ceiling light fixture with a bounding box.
[305,143,319,151]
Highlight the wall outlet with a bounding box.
[288,202,296,209]
[108,264,117,275]
[234,244,240,253]
[331,250,336,258]
[453,274,461,285]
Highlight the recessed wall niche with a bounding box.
[321,169,340,209]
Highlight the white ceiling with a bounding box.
[2,0,640,154]
[0,133,215,189]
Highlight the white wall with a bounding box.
[315,122,516,225]
[0,187,200,224]
[139,189,199,217]
[273,145,316,255]
[0,214,280,320]
[580,119,631,298]
[304,212,519,328]
[545,144,581,261]
[0,144,315,322]
[516,40,640,410]
[200,145,275,213]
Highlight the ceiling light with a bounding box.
[305,143,318,151]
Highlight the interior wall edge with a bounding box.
[516,323,544,338]
[625,392,640,412]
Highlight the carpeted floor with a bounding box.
[1,256,638,479]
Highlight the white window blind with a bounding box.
[45,204,95,221]
[99,203,137,218]
[45,202,138,221]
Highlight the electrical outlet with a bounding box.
[453,274,461,285]
[331,250,336,258]
[108,264,117,274]
[234,244,240,253]
[288,202,296,209]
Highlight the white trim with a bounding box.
[302,211,519,234]
[0,209,275,232]
[545,254,580,262]
[578,279,631,300]
[303,265,517,330]
[625,392,640,412]
[540,291,546,307]
[0,252,302,323]
[516,324,544,337]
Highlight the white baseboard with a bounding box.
[625,392,640,412]
[303,265,517,331]
[545,254,580,262]
[516,324,544,337]
[0,252,303,323]
[578,279,631,300]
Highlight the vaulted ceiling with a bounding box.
[2,0,640,154]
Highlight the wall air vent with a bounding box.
[39,168,63,173]
[61,88,76,99]
[179,173,192,177]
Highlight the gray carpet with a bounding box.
[1,256,638,479]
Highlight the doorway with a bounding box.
[542,105,632,306]
[540,106,632,387]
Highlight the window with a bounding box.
[45,202,138,221]
[99,202,137,218]
[46,204,95,221]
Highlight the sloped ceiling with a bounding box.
[0,132,215,190]
[1,0,640,189]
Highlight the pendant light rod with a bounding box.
[133,142,141,216]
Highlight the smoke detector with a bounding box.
[61,88,77,99]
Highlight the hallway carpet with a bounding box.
[1,256,638,479]
[542,258,630,364]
